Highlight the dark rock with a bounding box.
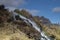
[0,5,5,10]
[14,9,33,19]
[15,15,20,20]
[15,15,23,21]
[49,35,55,40]
[39,16,51,24]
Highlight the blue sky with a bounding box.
[20,0,60,23]
[0,0,60,23]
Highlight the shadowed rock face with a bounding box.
[0,5,5,10]
[49,35,55,40]
[0,5,10,22]
[0,17,3,23]
[15,15,23,21]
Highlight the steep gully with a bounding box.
[12,12,50,40]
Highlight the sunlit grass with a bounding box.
[0,22,34,40]
[42,25,60,40]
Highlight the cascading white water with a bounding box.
[12,12,50,40]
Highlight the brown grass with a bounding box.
[42,25,60,40]
[0,22,34,40]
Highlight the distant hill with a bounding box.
[33,16,51,24]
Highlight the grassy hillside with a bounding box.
[0,5,60,40]
[0,5,40,40]
[0,22,34,40]
[42,24,60,40]
[14,8,60,40]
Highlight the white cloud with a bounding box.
[25,9,40,15]
[5,7,40,15]
[19,8,40,15]
[0,0,26,7]
[19,8,40,14]
[52,7,60,13]
[29,10,40,14]
[6,7,16,11]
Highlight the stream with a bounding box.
[12,12,50,40]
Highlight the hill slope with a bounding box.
[0,5,60,40]
[0,22,34,40]
[0,5,40,40]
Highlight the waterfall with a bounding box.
[12,12,50,40]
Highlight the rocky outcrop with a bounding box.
[39,16,51,24]
[0,5,10,23]
[33,16,51,25]
[14,9,33,19]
